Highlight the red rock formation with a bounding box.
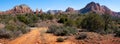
[39,9,43,14]
[0,11,3,14]
[80,2,114,15]
[65,7,74,12]
[4,4,33,14]
[35,9,39,14]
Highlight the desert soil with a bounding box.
[7,27,76,44]
[0,27,120,44]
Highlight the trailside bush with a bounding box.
[57,37,64,42]
[17,14,39,25]
[0,14,30,38]
[58,17,68,24]
[75,33,87,40]
[47,25,78,36]
[46,25,58,33]
[0,29,12,39]
[115,30,120,37]
[81,13,105,32]
[38,14,55,20]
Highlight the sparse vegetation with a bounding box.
[57,37,64,42]
[0,14,30,38]
[47,25,78,36]
[115,30,120,37]
[0,12,119,39]
[76,33,87,40]
[81,13,105,33]
[17,14,39,26]
[0,29,12,38]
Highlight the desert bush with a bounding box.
[4,23,29,38]
[58,16,68,24]
[17,14,39,25]
[38,14,55,20]
[65,19,76,27]
[54,27,70,36]
[0,29,12,38]
[75,33,87,40]
[46,25,58,33]
[81,13,105,32]
[47,25,78,36]
[0,14,30,38]
[57,37,64,42]
[115,30,120,37]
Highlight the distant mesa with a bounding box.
[47,10,63,15]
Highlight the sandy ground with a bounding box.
[8,27,46,44]
[7,27,76,44]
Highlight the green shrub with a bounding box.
[65,19,76,27]
[58,17,68,24]
[0,29,12,39]
[81,13,105,32]
[57,37,64,42]
[38,14,54,20]
[75,33,87,40]
[17,14,39,25]
[46,25,58,33]
[0,14,30,38]
[115,30,120,37]
[47,25,78,36]
[54,28,70,36]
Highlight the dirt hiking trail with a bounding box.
[8,27,48,44]
[8,27,75,44]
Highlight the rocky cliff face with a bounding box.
[0,11,3,14]
[11,4,33,14]
[1,4,33,14]
[65,7,74,12]
[80,2,114,15]
[65,7,79,14]
[35,9,43,14]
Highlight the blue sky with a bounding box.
[0,0,120,12]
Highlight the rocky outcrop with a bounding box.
[12,4,32,14]
[0,11,3,14]
[39,9,43,14]
[80,2,114,15]
[35,9,39,14]
[47,10,63,15]
[65,7,79,14]
[1,4,33,15]
[35,9,43,14]
[65,7,74,12]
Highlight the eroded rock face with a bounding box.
[4,4,33,14]
[0,11,3,14]
[80,2,113,15]
[39,9,43,14]
[35,9,39,14]
[65,7,74,12]
[65,7,80,14]
[47,10,63,15]
[35,9,43,14]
